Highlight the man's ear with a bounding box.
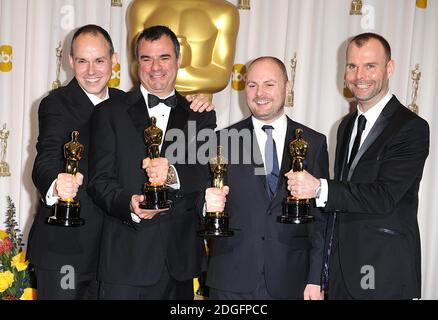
[387,59,395,78]
[69,55,74,69]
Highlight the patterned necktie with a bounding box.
[148,93,177,108]
[348,114,367,167]
[262,125,279,198]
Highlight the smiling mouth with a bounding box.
[255,99,271,105]
[353,82,372,90]
[85,78,101,83]
[150,73,165,79]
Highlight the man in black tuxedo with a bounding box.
[204,56,329,299]
[289,33,430,299]
[28,25,125,299]
[87,25,216,299]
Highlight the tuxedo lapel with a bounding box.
[271,118,295,204]
[127,88,150,140]
[234,117,269,200]
[67,78,95,120]
[279,120,294,177]
[338,114,355,181]
[241,118,269,197]
[347,112,388,180]
[347,97,398,180]
[161,94,190,155]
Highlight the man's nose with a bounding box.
[87,63,96,75]
[356,66,365,80]
[151,58,161,70]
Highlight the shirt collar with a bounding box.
[81,87,109,106]
[251,113,288,134]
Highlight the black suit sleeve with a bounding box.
[307,135,330,285]
[87,102,134,223]
[32,95,68,199]
[326,116,429,214]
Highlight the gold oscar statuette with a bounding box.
[140,116,172,210]
[350,0,363,15]
[278,129,314,224]
[47,131,85,226]
[408,64,421,114]
[52,42,62,90]
[237,0,250,10]
[286,53,297,107]
[0,124,11,177]
[198,145,233,237]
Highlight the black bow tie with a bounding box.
[148,94,177,108]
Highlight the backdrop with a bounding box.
[0,0,437,298]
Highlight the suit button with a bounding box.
[261,236,265,240]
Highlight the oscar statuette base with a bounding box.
[140,184,172,210]
[278,197,314,224]
[47,200,84,227]
[198,213,234,237]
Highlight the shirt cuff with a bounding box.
[202,202,207,217]
[167,165,180,190]
[131,213,141,223]
[315,179,328,208]
[45,179,59,206]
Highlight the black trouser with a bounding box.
[327,242,354,300]
[209,272,278,300]
[98,266,194,300]
[34,267,98,300]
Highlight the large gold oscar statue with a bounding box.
[128,0,239,97]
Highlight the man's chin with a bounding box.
[83,85,105,95]
[352,92,370,102]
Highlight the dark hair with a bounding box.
[70,24,114,57]
[247,56,289,82]
[348,32,391,62]
[135,25,180,60]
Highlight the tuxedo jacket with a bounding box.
[206,116,329,299]
[87,87,216,286]
[28,78,125,273]
[325,96,430,299]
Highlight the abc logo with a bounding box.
[231,64,246,91]
[0,45,13,72]
[108,63,120,88]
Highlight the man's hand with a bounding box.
[54,172,84,200]
[285,170,320,199]
[130,194,168,220]
[186,94,214,112]
[205,186,229,212]
[143,157,169,184]
[304,284,324,300]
